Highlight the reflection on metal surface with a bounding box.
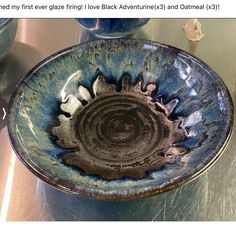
[33,175,209,221]
[0,151,16,221]
[188,41,198,55]
[17,19,28,44]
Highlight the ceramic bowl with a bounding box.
[76,18,150,37]
[8,39,233,200]
[0,19,18,62]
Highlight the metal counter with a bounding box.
[0,19,236,221]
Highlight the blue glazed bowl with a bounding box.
[8,39,233,200]
[76,18,150,37]
[0,19,18,62]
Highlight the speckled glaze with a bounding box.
[51,74,188,180]
[8,39,234,200]
[76,18,150,37]
[0,19,18,62]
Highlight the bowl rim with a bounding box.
[0,18,14,29]
[7,38,234,200]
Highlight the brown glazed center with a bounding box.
[52,75,187,180]
[75,94,172,163]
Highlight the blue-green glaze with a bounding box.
[8,39,234,200]
[76,18,150,37]
[0,19,18,62]
[0,19,8,26]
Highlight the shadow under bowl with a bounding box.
[8,39,234,200]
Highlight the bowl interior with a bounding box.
[8,39,233,200]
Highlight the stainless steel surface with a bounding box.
[0,19,236,221]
